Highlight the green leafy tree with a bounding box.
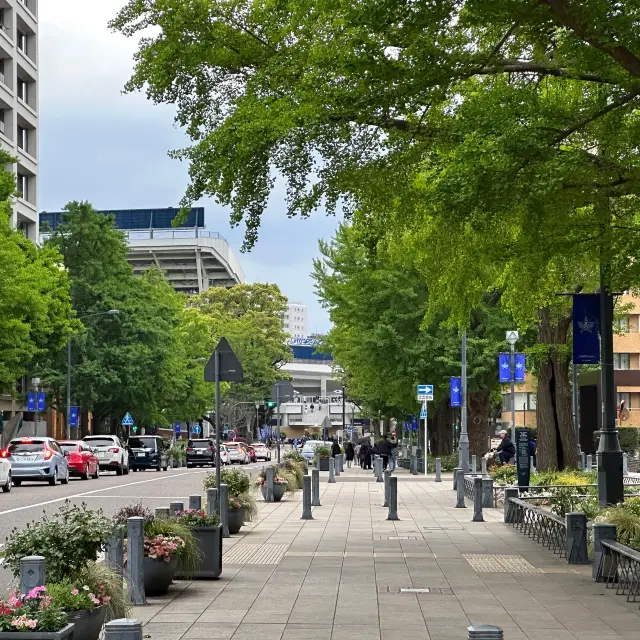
[0,149,75,394]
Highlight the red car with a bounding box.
[58,441,100,480]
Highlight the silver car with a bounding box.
[8,438,69,486]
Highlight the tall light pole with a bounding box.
[459,329,469,472]
[67,310,120,439]
[255,402,260,440]
[32,377,40,437]
[506,330,519,442]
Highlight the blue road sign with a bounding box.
[420,405,427,419]
[192,424,201,435]
[175,422,181,435]
[27,393,35,412]
[37,392,45,412]
[417,384,433,400]
[121,412,134,426]
[70,407,79,427]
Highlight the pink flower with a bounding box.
[11,615,37,630]
[71,589,79,596]
[25,586,46,600]
[102,596,111,604]
[39,596,52,610]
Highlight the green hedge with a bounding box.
[594,426,640,454]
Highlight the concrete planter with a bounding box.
[176,525,222,580]
[65,606,106,640]
[317,458,330,471]
[228,508,244,534]
[261,483,287,502]
[143,554,179,596]
[0,624,75,640]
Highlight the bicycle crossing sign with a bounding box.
[121,412,134,427]
[416,384,433,401]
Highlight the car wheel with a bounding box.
[123,464,130,475]
[92,465,100,479]
[132,468,138,472]
[162,466,168,471]
[12,479,21,487]
[116,466,123,476]
[61,467,69,485]
[2,472,11,493]
[82,464,90,480]
[156,465,162,472]
[48,471,57,486]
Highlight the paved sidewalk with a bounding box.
[133,469,640,640]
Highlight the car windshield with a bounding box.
[189,441,210,449]
[252,443,266,448]
[60,444,80,454]
[302,442,323,452]
[128,437,157,450]
[9,441,46,453]
[226,443,239,449]
[84,438,117,448]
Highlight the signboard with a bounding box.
[499,353,511,383]
[288,337,319,347]
[27,392,35,412]
[572,293,600,365]
[192,424,201,435]
[37,392,45,412]
[450,377,461,407]
[417,384,433,401]
[514,353,526,383]
[516,428,531,488]
[420,404,427,419]
[70,407,79,428]
[204,337,244,383]
[121,412,134,426]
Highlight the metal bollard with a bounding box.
[266,466,275,501]
[503,487,519,523]
[624,453,629,476]
[383,469,391,507]
[435,458,442,482]
[593,523,617,581]
[387,476,399,521]
[472,476,484,522]
[104,619,143,640]
[126,517,146,605]
[530,456,535,472]
[453,467,462,490]
[566,512,589,564]
[220,483,230,538]
[455,469,466,508]
[481,458,487,476]
[189,495,202,511]
[20,556,45,596]
[301,475,313,520]
[586,454,593,471]
[482,477,493,508]
[169,501,184,515]
[155,507,170,519]
[581,452,586,470]
[410,455,418,475]
[106,529,125,579]
[335,455,341,477]
[338,454,345,473]
[376,457,383,482]
[471,455,477,474]
[206,488,218,516]
[311,469,321,506]
[467,624,503,639]
[328,457,336,483]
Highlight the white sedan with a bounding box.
[83,435,130,475]
[251,443,272,461]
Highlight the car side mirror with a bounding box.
[63,451,69,457]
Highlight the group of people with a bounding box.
[345,434,398,471]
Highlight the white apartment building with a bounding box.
[0,0,38,242]
[284,302,308,338]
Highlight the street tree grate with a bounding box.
[373,535,419,540]
[377,586,454,595]
[463,554,540,574]
[223,544,289,565]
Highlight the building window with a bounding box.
[17,30,26,54]
[618,392,631,409]
[17,78,26,102]
[616,316,629,332]
[16,173,27,199]
[614,353,631,370]
[17,125,26,150]
[0,110,5,136]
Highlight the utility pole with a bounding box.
[459,330,469,472]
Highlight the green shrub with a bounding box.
[4,502,114,583]
[618,427,640,454]
[488,464,518,485]
[113,501,154,528]
[601,498,640,550]
[229,493,258,520]
[313,444,331,462]
[73,562,130,621]
[283,450,307,464]
[280,459,305,488]
[203,467,251,496]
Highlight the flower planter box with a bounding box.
[228,508,244,534]
[0,624,75,640]
[261,483,287,502]
[66,606,106,640]
[318,458,330,471]
[144,554,179,596]
[176,525,222,580]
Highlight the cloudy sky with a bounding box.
[38,1,337,334]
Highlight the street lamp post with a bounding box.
[459,329,469,472]
[506,330,519,443]
[32,377,40,437]
[67,310,120,439]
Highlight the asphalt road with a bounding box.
[0,461,267,588]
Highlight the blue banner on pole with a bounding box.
[499,353,511,383]
[70,407,79,427]
[411,417,418,432]
[572,293,600,364]
[37,392,45,412]
[450,377,461,407]
[514,354,526,383]
[27,393,35,412]
[175,422,181,435]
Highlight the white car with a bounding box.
[0,449,12,492]
[226,442,249,464]
[251,443,271,461]
[219,444,230,465]
[301,440,328,465]
[83,435,129,475]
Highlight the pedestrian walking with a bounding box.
[345,442,355,468]
[354,443,362,467]
[331,441,341,458]
[389,438,398,472]
[360,441,372,470]
[376,434,392,471]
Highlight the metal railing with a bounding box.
[508,497,567,558]
[494,481,640,506]
[597,540,640,606]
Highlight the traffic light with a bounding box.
[132,425,139,434]
[265,400,276,409]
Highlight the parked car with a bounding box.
[246,446,257,463]
[58,440,100,480]
[301,440,327,465]
[219,444,230,466]
[251,442,272,461]
[83,435,129,475]
[0,449,12,492]
[6,438,69,486]
[128,436,169,472]
[186,439,216,467]
[226,442,249,464]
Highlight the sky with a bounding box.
[38,1,338,335]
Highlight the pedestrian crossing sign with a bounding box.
[121,412,134,426]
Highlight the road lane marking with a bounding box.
[0,471,208,517]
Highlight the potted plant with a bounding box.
[255,467,288,502]
[140,533,185,596]
[313,444,332,471]
[203,468,258,534]
[0,587,72,639]
[173,509,222,579]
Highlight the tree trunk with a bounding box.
[468,391,490,456]
[536,306,579,471]
[432,398,452,455]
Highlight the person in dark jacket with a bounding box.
[376,434,393,470]
[360,441,372,469]
[529,438,537,469]
[497,430,516,464]
[345,442,355,468]
[331,441,341,458]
